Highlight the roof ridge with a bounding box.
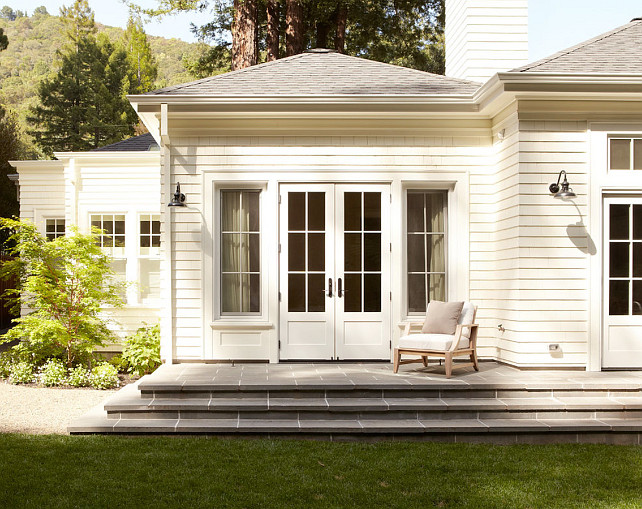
[514,19,641,72]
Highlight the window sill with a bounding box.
[210,321,274,331]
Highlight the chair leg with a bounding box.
[445,352,453,378]
[422,356,428,367]
[471,351,479,371]
[393,348,400,373]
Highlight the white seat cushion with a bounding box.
[459,302,476,339]
[398,333,470,351]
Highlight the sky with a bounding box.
[11,0,642,62]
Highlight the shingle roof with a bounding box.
[145,49,481,96]
[91,133,158,152]
[513,18,642,73]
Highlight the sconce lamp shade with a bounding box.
[549,171,576,199]
[168,182,186,207]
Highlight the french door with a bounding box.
[279,184,391,360]
[603,196,642,368]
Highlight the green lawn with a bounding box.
[1,435,641,508]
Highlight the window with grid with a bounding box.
[45,219,65,240]
[220,190,260,314]
[139,214,161,302]
[406,191,447,314]
[609,137,642,171]
[91,214,126,295]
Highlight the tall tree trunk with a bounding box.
[231,0,258,70]
[334,3,347,53]
[266,0,279,61]
[285,0,303,56]
[316,21,329,48]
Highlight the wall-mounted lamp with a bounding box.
[168,182,186,207]
[549,170,576,199]
[497,129,506,141]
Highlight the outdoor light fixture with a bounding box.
[168,182,186,207]
[549,170,576,199]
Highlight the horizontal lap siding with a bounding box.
[19,170,65,221]
[169,134,490,361]
[497,118,589,366]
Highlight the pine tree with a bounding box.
[28,0,136,156]
[122,16,158,94]
[0,106,25,250]
[0,28,7,51]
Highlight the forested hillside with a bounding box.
[0,8,205,138]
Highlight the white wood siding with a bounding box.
[446,0,529,83]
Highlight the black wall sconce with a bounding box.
[168,182,186,207]
[549,170,576,199]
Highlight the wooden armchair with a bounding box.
[393,302,479,378]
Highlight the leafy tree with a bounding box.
[28,0,137,155]
[0,6,15,21]
[122,16,158,94]
[33,6,49,17]
[0,106,25,251]
[0,219,125,368]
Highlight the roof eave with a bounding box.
[496,72,642,94]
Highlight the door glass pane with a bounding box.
[633,281,642,315]
[610,204,629,240]
[364,192,381,231]
[308,192,325,231]
[344,233,361,271]
[610,243,629,278]
[249,234,260,272]
[308,233,325,271]
[249,274,260,312]
[288,274,306,312]
[288,233,305,271]
[344,273,361,312]
[288,193,305,230]
[364,274,381,312]
[221,273,240,313]
[407,193,424,233]
[364,233,381,271]
[634,205,642,240]
[635,140,642,170]
[609,280,629,315]
[308,274,325,312]
[633,243,642,278]
[245,191,260,232]
[427,234,446,272]
[222,191,239,231]
[344,193,361,231]
[610,139,631,170]
[408,274,426,313]
[407,234,425,272]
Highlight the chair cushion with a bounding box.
[459,302,476,339]
[421,300,464,335]
[398,333,470,351]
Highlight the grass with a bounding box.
[1,435,641,508]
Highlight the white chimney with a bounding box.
[445,0,529,83]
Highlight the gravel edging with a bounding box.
[0,381,116,434]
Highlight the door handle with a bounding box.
[337,277,343,298]
[327,277,333,297]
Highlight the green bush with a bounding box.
[122,323,161,377]
[39,359,68,386]
[9,361,34,384]
[107,354,127,374]
[0,351,12,378]
[67,365,90,387]
[89,362,119,389]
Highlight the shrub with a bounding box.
[107,354,127,374]
[9,361,34,384]
[67,365,90,387]
[0,219,126,368]
[0,351,12,378]
[39,359,67,387]
[89,362,119,389]
[122,323,160,377]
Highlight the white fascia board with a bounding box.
[53,151,160,165]
[9,160,64,171]
[496,72,642,92]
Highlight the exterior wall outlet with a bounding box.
[549,344,560,352]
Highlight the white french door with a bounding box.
[603,196,642,368]
[279,184,391,360]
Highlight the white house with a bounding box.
[12,1,642,371]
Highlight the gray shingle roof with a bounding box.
[513,18,642,73]
[145,49,481,96]
[91,133,158,152]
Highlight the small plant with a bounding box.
[9,361,34,384]
[67,365,90,387]
[122,323,160,376]
[89,362,119,389]
[0,351,12,378]
[107,354,127,374]
[39,359,68,387]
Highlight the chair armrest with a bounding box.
[402,322,423,336]
[449,324,479,351]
